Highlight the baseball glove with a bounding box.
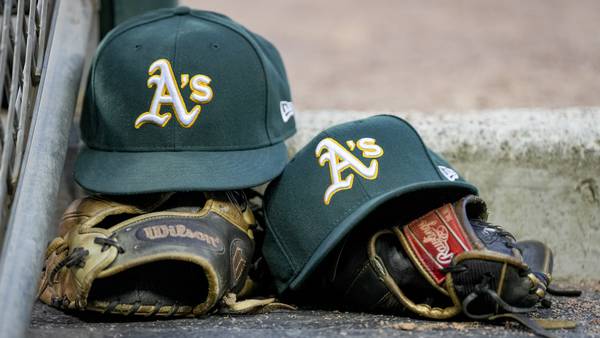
[38,191,284,316]
[321,195,578,337]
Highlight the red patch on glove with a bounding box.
[403,204,473,284]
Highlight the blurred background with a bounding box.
[179,0,600,113]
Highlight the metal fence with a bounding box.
[0,0,97,337]
[0,0,54,238]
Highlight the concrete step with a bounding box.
[287,108,600,280]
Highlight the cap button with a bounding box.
[173,6,190,15]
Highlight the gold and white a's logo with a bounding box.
[135,58,213,129]
[315,137,384,205]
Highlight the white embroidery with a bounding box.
[356,138,384,158]
[280,101,295,122]
[438,165,459,181]
[135,59,213,129]
[316,137,383,205]
[419,220,453,265]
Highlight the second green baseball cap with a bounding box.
[75,7,296,194]
[262,115,478,293]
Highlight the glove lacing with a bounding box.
[49,247,89,284]
[94,233,125,253]
[461,274,535,320]
[47,247,89,308]
[49,233,124,285]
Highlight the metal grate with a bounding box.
[0,0,54,234]
[0,1,96,336]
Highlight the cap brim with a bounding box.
[287,180,478,291]
[74,142,288,194]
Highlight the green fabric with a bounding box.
[75,143,288,194]
[262,115,478,293]
[77,7,295,194]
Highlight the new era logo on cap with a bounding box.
[280,101,295,123]
[438,165,459,181]
[262,115,478,293]
[75,8,296,194]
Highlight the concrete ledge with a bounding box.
[288,108,600,280]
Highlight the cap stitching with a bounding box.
[354,174,371,201]
[83,140,282,152]
[288,195,370,289]
[263,203,299,272]
[92,12,175,97]
[89,13,175,145]
[171,16,184,151]
[188,12,272,143]
[379,114,446,181]
[94,15,175,67]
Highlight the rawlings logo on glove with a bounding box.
[404,204,472,283]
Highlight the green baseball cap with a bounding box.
[75,7,296,194]
[262,115,478,293]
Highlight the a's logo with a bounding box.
[315,137,383,205]
[135,59,213,129]
[438,165,459,181]
[280,101,295,122]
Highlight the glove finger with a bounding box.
[516,240,553,285]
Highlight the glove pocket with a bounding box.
[86,211,254,316]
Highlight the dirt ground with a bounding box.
[182,0,600,113]
[29,281,600,337]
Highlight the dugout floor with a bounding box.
[28,282,600,338]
